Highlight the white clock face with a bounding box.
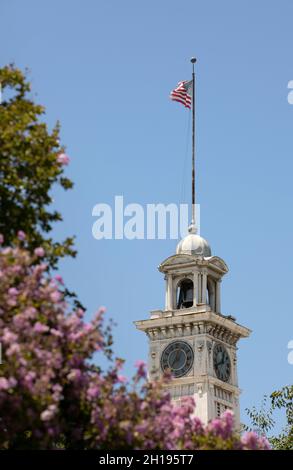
[213,343,231,382]
[161,341,194,378]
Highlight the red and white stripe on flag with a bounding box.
[170,80,192,109]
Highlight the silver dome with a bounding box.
[176,224,211,257]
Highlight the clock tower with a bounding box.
[135,224,251,427]
[135,59,251,428]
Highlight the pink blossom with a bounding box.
[115,358,124,370]
[34,247,45,257]
[33,263,48,275]
[25,371,36,382]
[208,409,235,440]
[2,328,18,343]
[7,297,17,307]
[8,287,18,296]
[0,377,9,390]
[17,230,26,241]
[134,360,147,379]
[76,308,85,318]
[54,274,64,285]
[135,421,148,434]
[192,416,204,434]
[6,343,20,356]
[50,291,61,303]
[23,307,37,319]
[41,405,57,421]
[50,328,63,337]
[67,369,82,381]
[12,313,26,328]
[241,431,263,450]
[57,153,70,165]
[33,322,49,333]
[117,375,127,384]
[87,386,100,399]
[257,435,271,450]
[8,377,17,388]
[135,360,146,368]
[0,234,4,244]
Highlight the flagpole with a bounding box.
[191,57,196,232]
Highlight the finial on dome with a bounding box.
[188,222,197,234]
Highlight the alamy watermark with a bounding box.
[92,196,200,240]
[287,80,293,104]
[288,340,293,365]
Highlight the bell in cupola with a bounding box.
[177,279,194,309]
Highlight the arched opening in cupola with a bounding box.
[176,278,194,309]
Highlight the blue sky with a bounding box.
[1,0,293,430]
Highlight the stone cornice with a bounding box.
[159,254,229,275]
[134,311,251,344]
[156,375,241,395]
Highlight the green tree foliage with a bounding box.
[270,385,293,450]
[0,65,76,268]
[245,385,293,450]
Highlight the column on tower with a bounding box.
[165,275,168,310]
[193,271,199,306]
[201,271,207,304]
[165,274,173,310]
[216,279,221,313]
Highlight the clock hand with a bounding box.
[170,350,180,368]
[216,352,223,367]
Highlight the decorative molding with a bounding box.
[146,322,241,345]
[196,340,204,353]
[214,385,233,403]
[196,383,203,397]
[158,254,229,275]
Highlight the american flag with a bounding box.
[170,79,193,109]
